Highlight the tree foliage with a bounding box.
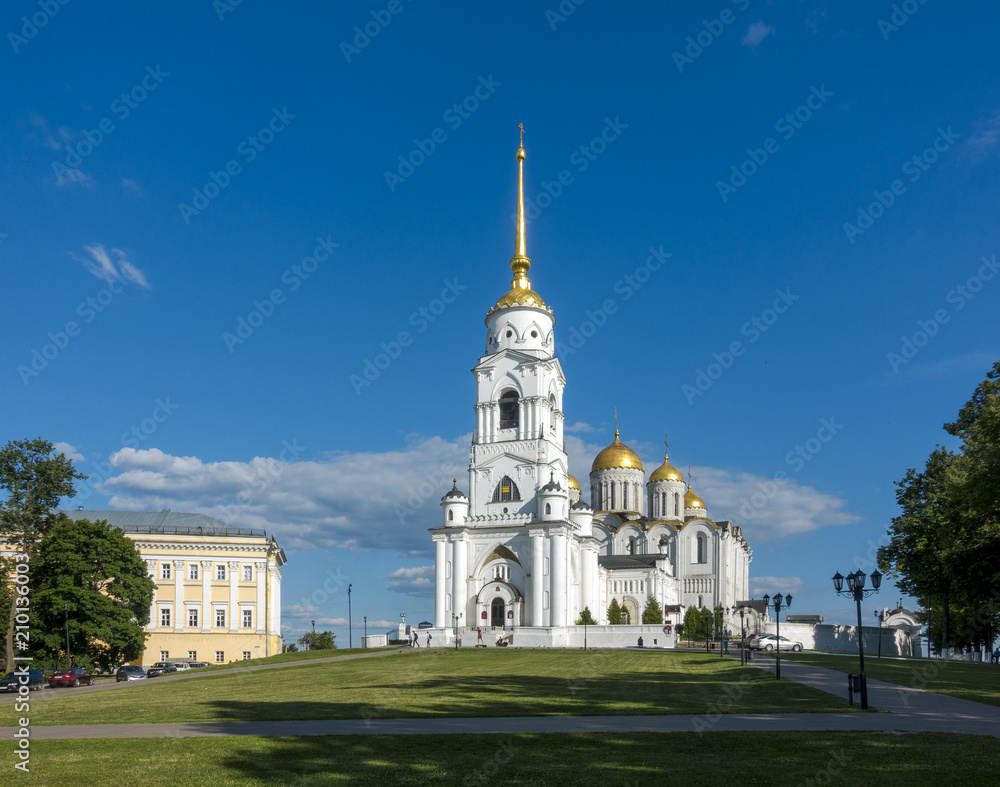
[607,597,622,625]
[641,596,663,624]
[683,605,712,640]
[576,606,597,625]
[298,630,337,650]
[0,438,86,670]
[29,517,154,671]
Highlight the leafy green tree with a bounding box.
[700,607,714,639]
[29,517,154,671]
[683,606,704,639]
[0,438,86,670]
[576,606,597,625]
[713,604,724,635]
[298,630,337,650]
[641,596,663,624]
[607,597,622,625]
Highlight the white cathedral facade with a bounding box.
[429,140,751,645]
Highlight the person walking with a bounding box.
[476,627,484,646]
[722,628,730,655]
[426,632,432,648]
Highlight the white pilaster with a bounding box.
[255,560,266,633]
[452,537,468,624]
[434,536,447,627]
[173,560,185,632]
[530,530,544,626]
[228,561,240,632]
[551,531,567,626]
[201,560,212,632]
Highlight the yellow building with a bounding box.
[62,509,286,666]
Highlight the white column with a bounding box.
[530,531,544,626]
[274,568,281,635]
[452,537,467,626]
[476,405,484,444]
[201,561,212,632]
[581,545,597,616]
[434,536,447,628]
[255,560,266,633]
[173,560,185,632]
[269,566,280,636]
[551,531,567,626]
[145,560,156,631]
[228,561,240,632]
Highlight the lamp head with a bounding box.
[870,568,882,591]
[785,594,792,608]
[832,572,844,593]
[762,593,770,608]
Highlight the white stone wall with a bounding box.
[763,621,912,656]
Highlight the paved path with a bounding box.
[6,651,1000,740]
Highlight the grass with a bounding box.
[184,647,391,673]
[21,731,1000,785]
[781,651,1000,707]
[7,649,852,726]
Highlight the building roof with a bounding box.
[58,509,269,539]
[598,554,663,570]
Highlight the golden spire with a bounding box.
[510,123,531,290]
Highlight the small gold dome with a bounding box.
[567,474,580,491]
[489,287,548,313]
[592,430,643,473]
[685,487,706,510]
[650,453,684,484]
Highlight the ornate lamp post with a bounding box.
[762,593,792,679]
[737,603,753,666]
[452,612,462,650]
[832,568,882,709]
[874,609,885,659]
[348,584,353,649]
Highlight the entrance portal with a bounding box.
[491,598,505,627]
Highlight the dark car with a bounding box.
[115,665,147,682]
[47,668,94,688]
[0,669,45,692]
[146,662,178,678]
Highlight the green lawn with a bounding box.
[22,732,1000,786]
[8,649,851,726]
[185,646,395,673]
[781,651,1000,707]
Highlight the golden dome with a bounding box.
[685,486,706,510]
[567,474,580,491]
[592,430,643,473]
[490,287,548,312]
[650,452,684,484]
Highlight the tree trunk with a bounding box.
[941,583,950,657]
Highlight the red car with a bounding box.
[47,668,94,688]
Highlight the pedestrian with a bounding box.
[426,632,432,648]
[637,636,644,648]
[722,628,730,655]
[993,648,999,664]
[413,630,420,648]
[477,627,484,646]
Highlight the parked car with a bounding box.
[751,634,804,652]
[47,668,94,688]
[187,662,209,669]
[0,669,45,692]
[146,662,179,678]
[115,665,147,682]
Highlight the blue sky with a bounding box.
[3,1,999,644]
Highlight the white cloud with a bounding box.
[53,442,84,462]
[75,244,151,289]
[387,565,434,597]
[120,178,144,197]
[564,421,599,434]
[750,576,806,596]
[54,168,94,188]
[742,20,775,49]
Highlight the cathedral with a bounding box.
[429,138,751,645]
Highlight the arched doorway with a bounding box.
[491,598,505,627]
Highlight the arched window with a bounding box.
[545,502,551,515]
[492,475,520,502]
[448,510,453,521]
[499,390,520,429]
[610,483,615,510]
[696,533,706,563]
[628,536,636,555]
[623,484,629,510]
[548,394,556,432]
[674,493,680,517]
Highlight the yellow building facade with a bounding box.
[62,509,286,666]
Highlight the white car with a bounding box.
[751,634,803,652]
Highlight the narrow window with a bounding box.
[216,564,227,581]
[499,390,520,429]
[448,510,454,521]
[160,608,171,627]
[161,563,172,580]
[242,565,253,582]
[610,483,615,510]
[674,493,680,517]
[545,502,551,515]
[188,608,199,628]
[697,533,706,563]
[242,608,253,628]
[189,563,199,580]
[215,608,226,628]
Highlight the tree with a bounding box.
[607,597,622,625]
[29,517,154,671]
[0,438,86,670]
[713,604,724,635]
[284,643,299,653]
[683,606,704,639]
[945,359,1000,515]
[641,596,663,624]
[298,630,336,650]
[576,606,597,625]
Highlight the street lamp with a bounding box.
[736,603,753,666]
[832,568,882,709]
[761,593,792,678]
[364,615,367,648]
[874,609,885,659]
[64,603,71,668]
[311,619,315,650]
[348,584,353,650]
[453,612,462,649]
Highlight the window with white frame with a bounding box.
[189,563,199,580]
[160,651,169,661]
[215,607,226,628]
[242,651,251,660]
[242,608,253,628]
[216,564,227,581]
[187,608,199,628]
[215,651,224,663]
[159,607,171,627]
[242,565,253,582]
[160,562,172,580]
[188,651,197,660]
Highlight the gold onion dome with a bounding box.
[650,451,684,484]
[567,474,581,491]
[685,485,706,510]
[591,430,644,473]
